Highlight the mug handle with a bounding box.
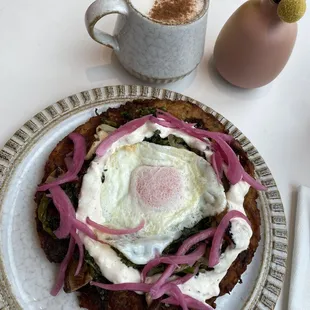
[85,0,129,51]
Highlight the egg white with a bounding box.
[78,138,226,265]
[93,142,226,264]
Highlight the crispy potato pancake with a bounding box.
[35,99,260,309]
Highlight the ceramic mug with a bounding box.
[85,0,209,83]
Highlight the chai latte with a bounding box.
[130,0,206,25]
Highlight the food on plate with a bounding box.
[35,99,263,309]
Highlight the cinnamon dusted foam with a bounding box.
[130,0,205,25]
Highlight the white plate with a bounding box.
[0,85,287,310]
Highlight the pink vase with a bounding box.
[213,0,297,89]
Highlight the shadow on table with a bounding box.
[85,52,198,93]
[207,55,273,101]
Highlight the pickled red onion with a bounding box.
[194,128,234,144]
[90,281,152,292]
[154,113,260,189]
[96,115,152,156]
[210,138,266,190]
[162,294,214,310]
[51,236,75,296]
[86,217,145,235]
[177,228,216,257]
[72,218,97,240]
[141,243,206,282]
[37,133,86,191]
[209,210,251,268]
[152,115,209,144]
[242,170,267,191]
[49,186,75,239]
[169,267,199,286]
[150,228,215,299]
[49,186,97,241]
[165,284,188,310]
[157,111,266,190]
[157,109,233,143]
[213,137,243,185]
[70,229,84,276]
[48,186,100,296]
[149,115,176,128]
[214,151,224,179]
[157,110,196,130]
[211,151,224,183]
[94,111,264,190]
[64,156,73,171]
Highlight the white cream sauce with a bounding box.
[178,181,251,301]
[76,122,252,304]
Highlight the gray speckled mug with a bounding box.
[85,0,209,83]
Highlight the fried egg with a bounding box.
[98,142,226,263]
[78,136,226,265]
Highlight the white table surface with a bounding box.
[0,0,309,309]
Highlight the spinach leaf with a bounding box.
[177,266,197,275]
[109,216,213,275]
[37,195,57,238]
[61,182,79,210]
[134,107,157,117]
[144,130,191,150]
[144,130,204,157]
[120,111,131,120]
[120,107,158,122]
[167,135,192,150]
[163,217,213,255]
[112,247,144,271]
[144,130,170,146]
[37,181,79,238]
[84,251,101,274]
[100,117,120,128]
[146,264,166,277]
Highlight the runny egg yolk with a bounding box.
[134,166,183,210]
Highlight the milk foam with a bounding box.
[130,0,155,16]
[130,0,205,24]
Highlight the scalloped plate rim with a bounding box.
[0,85,287,310]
